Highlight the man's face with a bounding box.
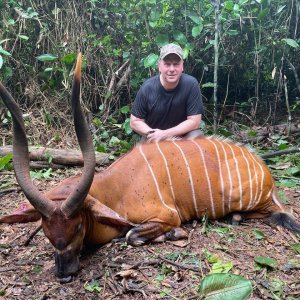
[158,54,183,89]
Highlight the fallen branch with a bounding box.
[0,187,21,195]
[24,223,42,246]
[147,248,201,273]
[260,148,300,159]
[0,146,111,167]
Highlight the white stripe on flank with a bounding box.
[156,143,184,220]
[245,151,259,207]
[191,140,216,219]
[226,143,243,210]
[248,152,265,207]
[239,147,253,210]
[215,140,233,212]
[208,140,225,216]
[139,145,177,213]
[172,141,199,218]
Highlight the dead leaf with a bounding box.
[168,240,190,247]
[269,162,291,170]
[116,269,138,279]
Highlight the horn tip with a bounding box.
[75,53,82,79]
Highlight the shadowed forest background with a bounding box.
[0,0,299,151]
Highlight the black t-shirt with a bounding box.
[131,74,204,130]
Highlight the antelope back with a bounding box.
[95,137,274,223]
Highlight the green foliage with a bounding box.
[203,249,233,274]
[0,154,13,171]
[84,280,102,293]
[254,256,277,270]
[290,243,300,255]
[253,229,266,240]
[0,0,299,147]
[30,168,54,180]
[197,273,253,300]
[165,251,200,267]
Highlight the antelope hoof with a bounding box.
[229,213,243,225]
[125,229,147,246]
[165,227,189,241]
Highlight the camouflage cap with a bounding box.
[159,43,183,60]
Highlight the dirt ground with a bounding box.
[0,171,300,300]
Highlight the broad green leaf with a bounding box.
[198,273,253,300]
[160,288,170,297]
[278,143,289,150]
[61,53,76,65]
[254,256,277,269]
[109,136,120,146]
[6,19,15,25]
[226,30,239,36]
[0,154,13,170]
[144,53,158,68]
[0,39,10,45]
[0,55,3,69]
[258,8,269,20]
[288,166,300,176]
[2,66,13,79]
[96,143,107,153]
[204,250,219,263]
[247,130,257,137]
[224,1,234,10]
[44,68,54,72]
[282,38,299,48]
[291,243,300,254]
[276,5,286,14]
[189,15,201,25]
[275,179,298,188]
[18,35,29,41]
[155,34,168,47]
[202,82,215,88]
[192,24,203,37]
[36,54,58,61]
[212,261,233,274]
[120,105,130,114]
[122,119,132,135]
[253,229,266,239]
[182,48,189,59]
[0,47,12,56]
[84,280,102,293]
[173,31,187,44]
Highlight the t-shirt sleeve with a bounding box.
[131,88,148,119]
[186,81,204,116]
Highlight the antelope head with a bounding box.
[0,53,96,282]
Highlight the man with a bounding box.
[130,43,204,142]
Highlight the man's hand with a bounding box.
[146,129,172,142]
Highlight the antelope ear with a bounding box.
[0,201,41,223]
[86,195,135,228]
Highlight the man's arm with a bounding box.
[131,114,201,142]
[130,114,153,137]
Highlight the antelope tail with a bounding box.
[270,212,300,233]
[269,189,300,233]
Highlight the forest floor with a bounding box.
[0,170,300,300]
